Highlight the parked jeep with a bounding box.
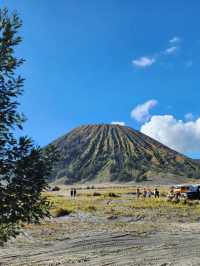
[172,184,200,200]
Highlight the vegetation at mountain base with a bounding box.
[0,8,58,245]
[50,124,200,184]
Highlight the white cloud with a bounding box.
[131,99,158,122]
[164,46,178,55]
[185,113,194,121]
[111,121,125,126]
[132,56,156,68]
[141,115,200,153]
[132,36,182,69]
[169,36,181,44]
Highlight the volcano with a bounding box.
[49,124,200,184]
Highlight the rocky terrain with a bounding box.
[49,124,200,184]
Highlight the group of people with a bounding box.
[167,187,180,201]
[70,188,77,198]
[136,187,160,198]
[69,187,160,199]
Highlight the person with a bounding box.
[147,189,152,198]
[154,188,160,198]
[136,188,140,198]
[70,188,74,198]
[174,191,180,200]
[167,187,174,200]
[74,188,77,198]
[143,188,147,198]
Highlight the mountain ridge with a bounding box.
[49,124,200,184]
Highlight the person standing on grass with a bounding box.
[143,188,147,198]
[154,188,160,198]
[74,188,77,198]
[147,189,152,198]
[70,188,74,198]
[136,188,140,198]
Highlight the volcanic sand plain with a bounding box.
[1,185,200,266]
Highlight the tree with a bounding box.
[0,8,57,244]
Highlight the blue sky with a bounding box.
[2,1,200,158]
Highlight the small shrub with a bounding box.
[86,185,95,190]
[52,208,72,217]
[51,186,60,192]
[108,192,120,198]
[93,192,101,196]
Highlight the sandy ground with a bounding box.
[1,218,200,265]
[1,188,200,266]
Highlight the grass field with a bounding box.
[3,184,200,266]
[44,185,200,224]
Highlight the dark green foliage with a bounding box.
[93,192,101,196]
[108,192,120,198]
[135,174,147,183]
[53,208,72,218]
[0,8,57,244]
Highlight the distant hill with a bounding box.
[49,124,200,184]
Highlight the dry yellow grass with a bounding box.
[43,185,200,223]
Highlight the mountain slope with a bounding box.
[49,124,200,184]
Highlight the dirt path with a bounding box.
[1,224,200,266]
